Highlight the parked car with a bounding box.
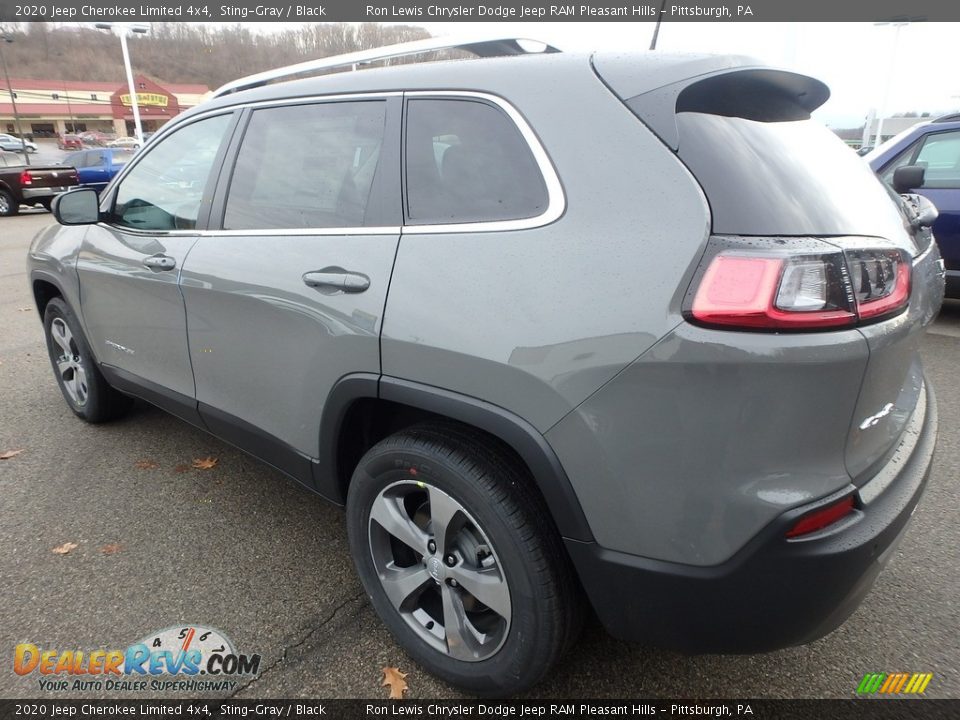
[57,134,84,151]
[867,114,960,297]
[28,39,944,695]
[62,147,135,193]
[0,133,38,153]
[107,136,141,150]
[78,131,111,146]
[0,152,77,215]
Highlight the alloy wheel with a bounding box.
[50,317,89,407]
[368,480,512,662]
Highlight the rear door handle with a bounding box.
[302,267,370,293]
[143,254,177,272]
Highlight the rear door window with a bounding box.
[222,100,387,230]
[404,98,548,225]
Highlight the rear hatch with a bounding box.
[594,55,944,486]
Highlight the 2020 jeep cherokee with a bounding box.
[28,38,943,695]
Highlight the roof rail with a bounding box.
[212,35,561,98]
[933,112,960,123]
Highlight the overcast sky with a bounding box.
[255,21,959,128]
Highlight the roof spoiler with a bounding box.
[212,35,561,98]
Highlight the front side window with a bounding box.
[914,130,960,189]
[404,98,548,225]
[113,114,231,231]
[223,100,387,230]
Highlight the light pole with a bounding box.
[872,20,909,149]
[95,22,150,145]
[0,31,30,165]
[649,0,668,50]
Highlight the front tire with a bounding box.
[346,423,583,696]
[43,297,131,422]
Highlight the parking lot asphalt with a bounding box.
[1,210,958,700]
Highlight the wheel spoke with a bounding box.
[449,565,511,621]
[427,485,462,556]
[441,583,474,661]
[56,358,72,379]
[51,320,73,356]
[380,565,432,611]
[75,366,88,404]
[369,493,429,555]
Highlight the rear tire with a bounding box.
[43,297,131,423]
[0,189,18,216]
[346,423,583,696]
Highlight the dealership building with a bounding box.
[0,75,210,138]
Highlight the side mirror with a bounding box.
[52,188,100,226]
[893,165,925,194]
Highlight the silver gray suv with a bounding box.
[28,37,944,695]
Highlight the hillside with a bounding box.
[0,22,431,88]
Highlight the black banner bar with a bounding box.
[0,0,957,23]
[1,700,959,720]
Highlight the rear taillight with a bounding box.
[847,249,911,320]
[20,170,33,186]
[688,239,910,331]
[785,496,855,538]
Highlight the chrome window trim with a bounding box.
[201,226,401,237]
[108,90,564,237]
[401,91,565,235]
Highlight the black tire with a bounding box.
[0,189,18,216]
[347,423,584,696]
[39,198,52,212]
[43,297,131,423]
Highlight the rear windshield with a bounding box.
[675,113,908,238]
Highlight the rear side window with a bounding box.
[404,98,548,225]
[223,100,387,230]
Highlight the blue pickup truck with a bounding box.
[61,147,136,193]
[868,114,960,297]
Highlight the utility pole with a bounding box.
[0,31,30,165]
[650,0,668,50]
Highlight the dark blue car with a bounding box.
[62,148,136,193]
[868,114,960,296]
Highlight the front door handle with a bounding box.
[302,267,370,294]
[143,254,177,272]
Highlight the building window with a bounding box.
[90,94,98,101]
[52,93,60,100]
[138,82,146,90]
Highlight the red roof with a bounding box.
[8,78,209,94]
[0,102,108,115]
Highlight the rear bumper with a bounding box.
[567,381,937,653]
[22,186,74,200]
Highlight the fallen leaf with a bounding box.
[192,456,218,470]
[1,449,25,460]
[382,666,408,700]
[52,542,79,555]
[134,459,159,470]
[173,464,190,474]
[100,544,122,555]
